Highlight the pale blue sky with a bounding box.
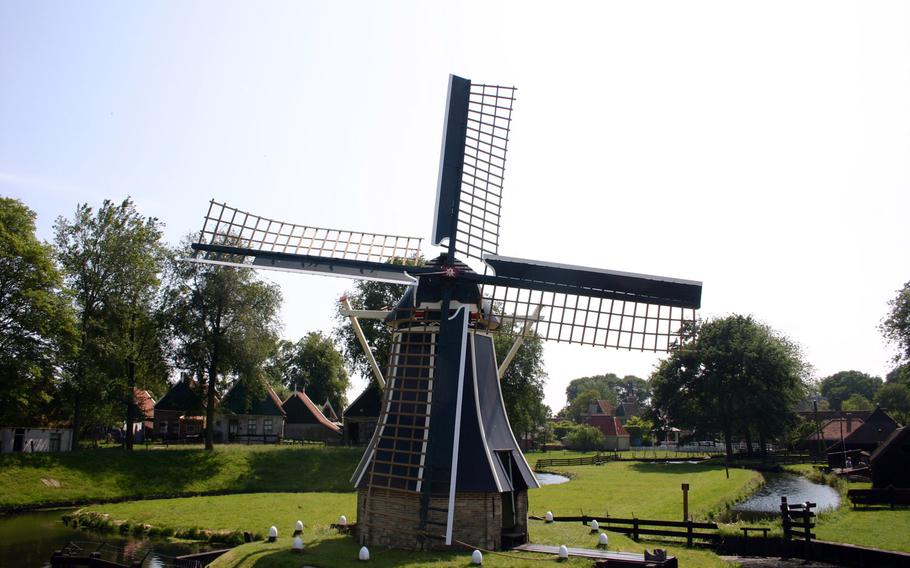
[3,1,909,410]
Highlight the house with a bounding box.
[586,414,631,450]
[613,397,641,426]
[321,400,340,423]
[283,390,342,443]
[216,381,286,443]
[342,382,382,445]
[869,427,910,488]
[127,388,156,443]
[153,375,206,441]
[800,415,865,451]
[827,407,899,468]
[0,426,72,453]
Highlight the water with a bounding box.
[535,473,570,485]
[732,473,840,519]
[0,508,213,568]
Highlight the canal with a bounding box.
[732,473,840,520]
[0,508,213,568]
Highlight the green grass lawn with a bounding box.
[0,444,363,510]
[812,480,910,553]
[75,457,758,567]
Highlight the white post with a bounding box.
[497,305,542,377]
[340,297,386,389]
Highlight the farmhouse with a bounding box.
[869,427,910,489]
[127,388,156,443]
[282,390,341,443]
[216,381,286,443]
[586,414,631,450]
[153,376,206,441]
[342,383,382,445]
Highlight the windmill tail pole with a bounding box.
[340,297,386,389]
[497,304,543,377]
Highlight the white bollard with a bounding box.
[338,514,348,526]
[291,536,304,552]
[590,519,600,533]
[471,549,483,565]
[598,532,609,548]
[359,545,370,561]
[545,511,554,523]
[294,520,303,535]
[558,544,569,560]
[267,525,278,542]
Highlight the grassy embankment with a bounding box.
[59,449,758,567]
[0,444,362,511]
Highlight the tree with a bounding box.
[267,332,350,411]
[819,370,883,411]
[841,393,873,411]
[886,363,910,387]
[624,415,653,445]
[0,198,76,425]
[161,238,282,450]
[881,280,910,365]
[333,278,408,381]
[875,383,910,425]
[563,373,649,415]
[54,198,167,449]
[650,315,809,460]
[564,424,605,451]
[563,389,608,423]
[494,332,548,446]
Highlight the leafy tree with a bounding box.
[624,415,653,445]
[841,393,874,411]
[650,315,808,460]
[875,383,910,425]
[161,237,282,450]
[0,198,76,425]
[54,198,167,448]
[819,370,883,411]
[333,279,407,381]
[267,332,350,411]
[886,363,910,387]
[495,332,548,445]
[881,280,910,364]
[565,374,622,404]
[564,424,605,451]
[563,389,609,423]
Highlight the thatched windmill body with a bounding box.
[191,75,702,551]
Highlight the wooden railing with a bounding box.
[530,514,721,547]
[534,454,615,470]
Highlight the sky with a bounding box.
[2,1,909,412]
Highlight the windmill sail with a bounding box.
[190,200,423,284]
[433,75,516,263]
[469,254,701,352]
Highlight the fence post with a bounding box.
[686,519,693,547]
[780,496,790,558]
[632,518,639,541]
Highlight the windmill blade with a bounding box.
[467,255,702,352]
[433,75,516,263]
[196,200,423,264]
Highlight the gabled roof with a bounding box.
[589,400,614,415]
[129,389,156,421]
[587,414,630,437]
[808,417,865,442]
[870,426,908,464]
[221,381,285,417]
[343,382,383,419]
[155,379,205,414]
[321,400,339,422]
[616,399,640,418]
[282,391,341,432]
[843,407,899,446]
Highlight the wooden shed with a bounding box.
[869,427,910,489]
[282,390,341,443]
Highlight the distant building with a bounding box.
[0,427,72,453]
[127,388,156,443]
[827,407,900,468]
[342,383,382,445]
[869,427,910,488]
[153,375,206,441]
[217,381,286,443]
[320,399,340,422]
[283,390,342,443]
[585,415,631,451]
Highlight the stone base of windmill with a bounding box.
[356,488,528,551]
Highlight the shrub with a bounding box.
[564,425,606,451]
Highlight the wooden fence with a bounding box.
[530,514,721,547]
[534,454,614,470]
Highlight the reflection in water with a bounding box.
[536,473,570,485]
[0,508,212,568]
[733,473,840,519]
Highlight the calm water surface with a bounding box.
[0,508,212,568]
[733,473,840,520]
[536,473,570,485]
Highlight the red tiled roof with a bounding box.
[807,417,865,441]
[595,400,615,415]
[133,388,156,419]
[586,414,629,437]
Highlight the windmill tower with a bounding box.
[190,75,702,551]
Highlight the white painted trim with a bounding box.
[338,308,392,320]
[471,333,503,492]
[416,332,436,493]
[341,298,385,389]
[445,306,469,546]
[183,257,418,285]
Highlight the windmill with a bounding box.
[190,75,702,551]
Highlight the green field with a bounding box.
[0,444,361,510]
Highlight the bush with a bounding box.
[564,425,606,451]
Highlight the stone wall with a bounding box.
[357,488,527,550]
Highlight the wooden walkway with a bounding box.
[513,543,678,566]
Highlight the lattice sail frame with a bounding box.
[453,83,516,263]
[197,200,423,263]
[480,284,696,352]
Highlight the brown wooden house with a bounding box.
[153,376,206,441]
[869,427,910,488]
[342,383,382,445]
[216,381,286,443]
[282,390,341,443]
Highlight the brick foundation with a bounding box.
[356,488,528,550]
